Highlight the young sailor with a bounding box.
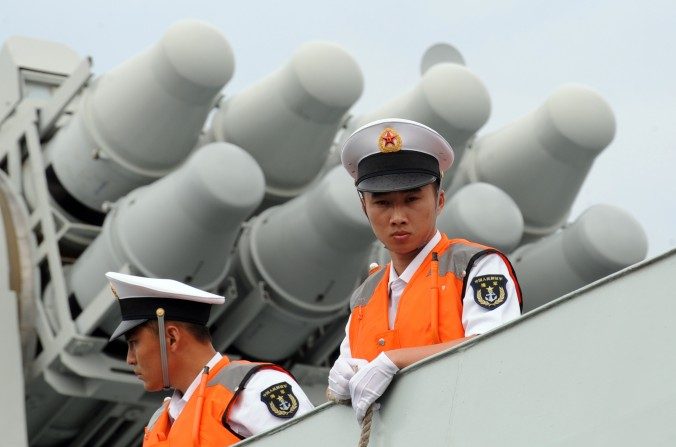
[107,272,313,446]
[328,118,522,422]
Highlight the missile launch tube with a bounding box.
[66,142,265,335]
[448,84,616,240]
[420,43,466,74]
[438,182,524,253]
[227,166,374,360]
[512,204,647,312]
[350,62,491,169]
[45,20,234,221]
[207,41,363,205]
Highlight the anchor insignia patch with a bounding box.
[260,382,299,418]
[471,275,508,310]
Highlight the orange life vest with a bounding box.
[143,356,289,447]
[349,234,521,361]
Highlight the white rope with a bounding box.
[357,405,374,447]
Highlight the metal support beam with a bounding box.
[0,290,29,446]
[38,57,92,139]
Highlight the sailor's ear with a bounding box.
[436,189,445,215]
[165,324,180,350]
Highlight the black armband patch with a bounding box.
[471,274,508,310]
[260,382,299,419]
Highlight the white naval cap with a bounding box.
[106,272,225,341]
[341,118,454,192]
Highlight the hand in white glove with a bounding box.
[327,357,368,402]
[349,352,399,423]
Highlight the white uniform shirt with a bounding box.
[339,230,521,358]
[168,353,314,437]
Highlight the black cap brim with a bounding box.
[357,172,437,193]
[109,319,148,341]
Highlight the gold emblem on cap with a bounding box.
[378,128,402,153]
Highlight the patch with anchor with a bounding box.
[471,274,508,310]
[260,382,299,418]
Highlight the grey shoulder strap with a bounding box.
[208,361,264,392]
[438,242,489,278]
[350,267,386,310]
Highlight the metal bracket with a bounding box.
[38,58,92,139]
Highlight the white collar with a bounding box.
[388,230,441,286]
[173,352,222,405]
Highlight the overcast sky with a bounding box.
[1,0,674,257]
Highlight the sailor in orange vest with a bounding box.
[106,272,314,446]
[327,118,522,422]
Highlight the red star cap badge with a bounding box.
[378,128,402,152]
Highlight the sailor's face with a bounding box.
[126,324,164,392]
[362,183,443,257]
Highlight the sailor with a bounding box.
[107,272,313,446]
[327,118,522,422]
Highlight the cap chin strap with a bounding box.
[156,308,171,390]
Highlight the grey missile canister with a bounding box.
[43,20,234,223]
[438,182,524,253]
[207,41,363,207]
[448,84,616,241]
[219,166,374,360]
[512,204,648,312]
[65,142,265,336]
[348,62,490,171]
[420,42,466,74]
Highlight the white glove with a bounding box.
[349,352,399,423]
[327,357,368,402]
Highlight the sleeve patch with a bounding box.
[260,382,299,419]
[471,274,508,310]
